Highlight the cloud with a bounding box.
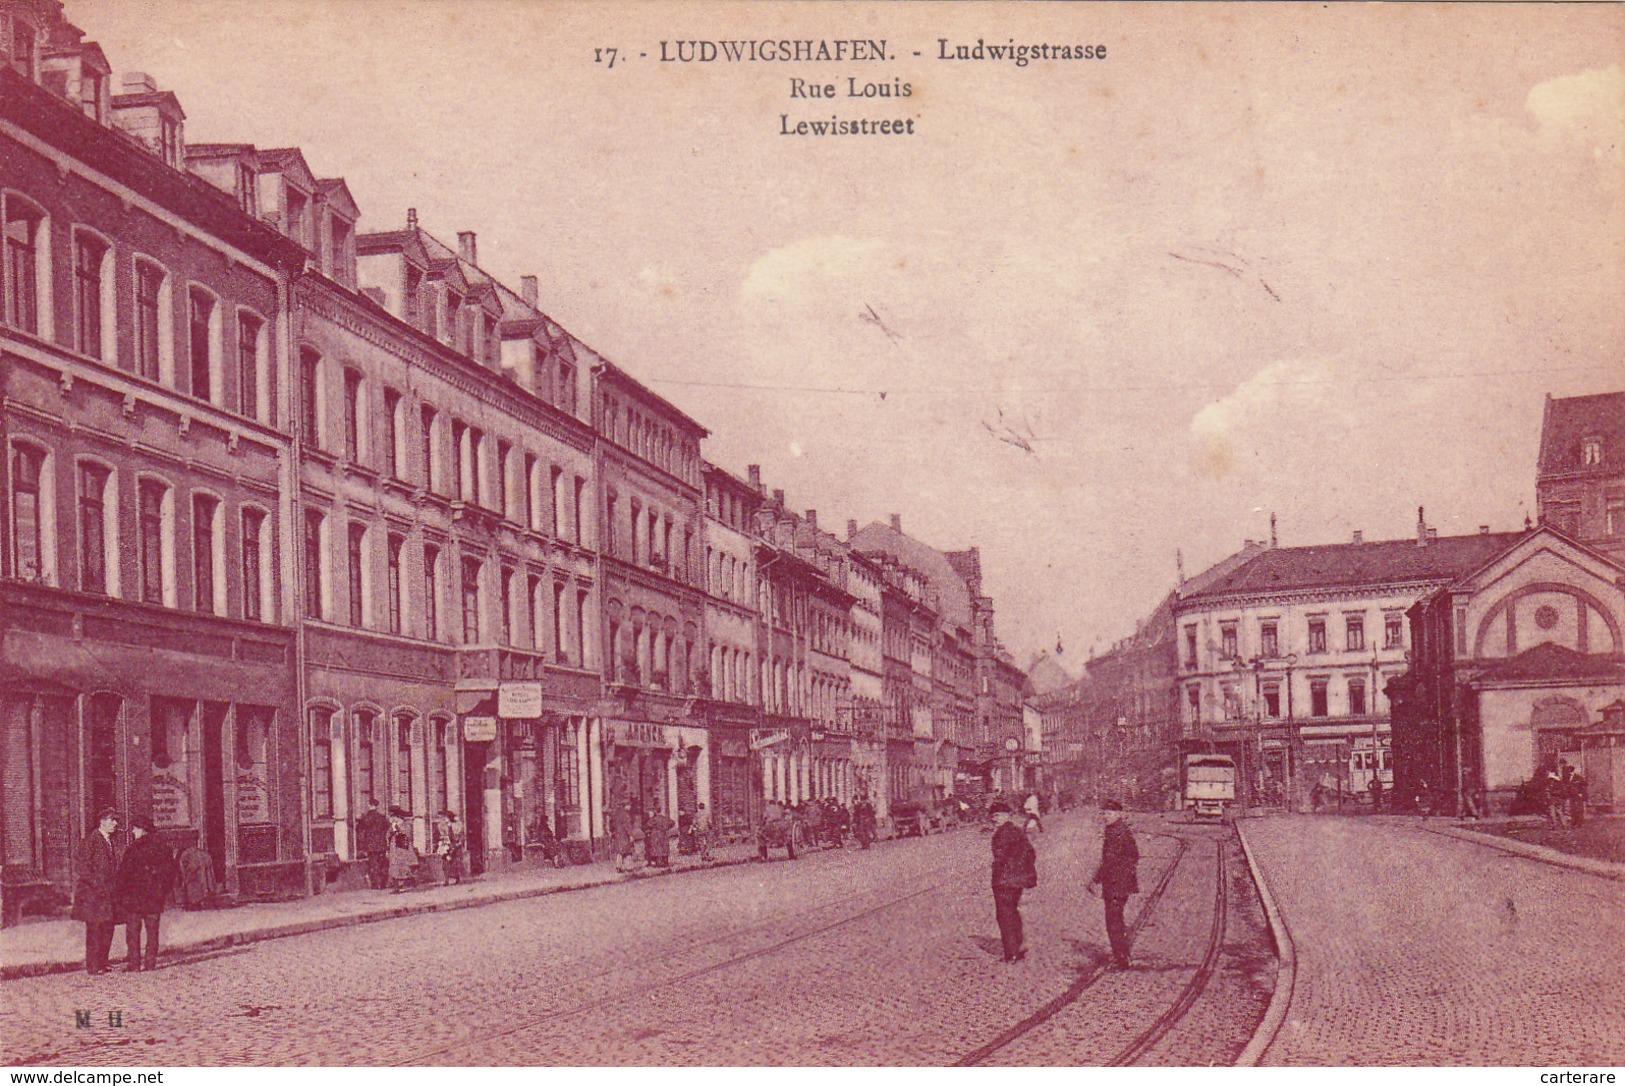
[1527,64,1625,166]
[740,236,892,308]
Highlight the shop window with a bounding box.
[149,698,193,829]
[234,706,273,824]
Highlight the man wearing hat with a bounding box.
[115,816,177,971]
[989,801,1038,963]
[73,808,122,975]
[1087,800,1140,969]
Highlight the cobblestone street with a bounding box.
[1243,816,1625,1065]
[0,811,1270,1066]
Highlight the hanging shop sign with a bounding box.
[463,716,498,742]
[751,729,790,750]
[498,682,544,719]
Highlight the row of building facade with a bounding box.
[0,0,1032,924]
[1031,390,1625,819]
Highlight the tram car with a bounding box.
[1184,754,1237,822]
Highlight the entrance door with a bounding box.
[463,741,487,875]
[201,702,229,886]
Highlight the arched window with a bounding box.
[187,285,222,406]
[76,459,119,597]
[2,193,50,337]
[299,348,324,448]
[136,476,176,607]
[192,492,224,615]
[241,505,272,622]
[236,310,270,424]
[71,228,114,362]
[132,257,173,385]
[7,440,55,584]
[394,713,417,817]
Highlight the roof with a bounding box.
[849,522,973,629]
[1025,652,1075,695]
[1471,642,1625,685]
[1539,391,1625,476]
[1179,531,1527,602]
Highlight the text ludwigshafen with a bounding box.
[659,39,1107,65]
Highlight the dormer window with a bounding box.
[160,118,181,168]
[444,292,462,347]
[1582,438,1602,467]
[80,69,104,120]
[285,189,309,249]
[237,163,257,216]
[10,20,36,80]
[328,215,353,287]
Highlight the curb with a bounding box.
[1420,823,1625,881]
[2,852,758,982]
[1233,819,1295,1068]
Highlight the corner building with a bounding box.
[2,11,309,922]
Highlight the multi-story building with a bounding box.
[1536,390,1625,563]
[699,461,763,836]
[843,543,889,807]
[1173,514,1522,808]
[2,14,311,923]
[594,360,709,833]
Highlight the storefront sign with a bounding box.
[463,716,498,742]
[610,721,671,748]
[498,682,544,719]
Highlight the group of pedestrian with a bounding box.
[987,799,1140,969]
[73,809,178,975]
[356,800,465,890]
[610,803,678,871]
[1541,765,1588,828]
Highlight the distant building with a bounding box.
[1536,391,1625,563]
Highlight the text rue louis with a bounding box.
[789,76,912,99]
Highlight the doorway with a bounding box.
[201,702,229,886]
[463,740,487,875]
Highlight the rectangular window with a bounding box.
[1310,679,1329,718]
[1348,678,1367,716]
[497,441,512,518]
[1220,622,1238,660]
[78,463,110,594]
[1184,627,1198,670]
[549,466,563,536]
[419,405,436,490]
[527,573,543,649]
[451,421,467,501]
[10,444,44,580]
[386,534,403,634]
[462,557,481,643]
[188,289,213,401]
[1262,682,1281,718]
[300,350,321,446]
[1260,621,1278,658]
[347,523,367,627]
[237,313,262,420]
[395,717,414,816]
[355,713,376,809]
[242,508,264,621]
[1384,614,1404,650]
[135,264,163,380]
[304,510,325,618]
[3,202,42,334]
[1346,615,1365,652]
[310,708,334,821]
[1308,618,1327,654]
[430,720,448,817]
[559,362,576,414]
[192,494,218,613]
[500,566,514,645]
[1221,684,1240,721]
[522,453,537,529]
[381,390,400,480]
[573,477,585,544]
[1454,607,1468,657]
[74,234,106,359]
[423,544,440,640]
[139,480,166,604]
[1607,498,1625,536]
[553,581,567,661]
[343,370,362,463]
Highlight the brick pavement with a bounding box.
[1,809,1267,1066]
[1242,815,1625,1065]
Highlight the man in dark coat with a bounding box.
[114,816,176,972]
[1088,800,1140,969]
[852,797,877,849]
[989,801,1037,963]
[355,800,391,889]
[73,808,121,975]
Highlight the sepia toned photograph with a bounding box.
[0,0,1622,1070]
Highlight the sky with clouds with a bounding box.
[70,0,1624,667]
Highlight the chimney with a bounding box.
[1480,524,1490,535]
[1176,548,1186,586]
[1417,506,1428,546]
[1427,528,1438,541]
[520,276,538,307]
[806,510,817,529]
[772,488,785,506]
[406,208,418,229]
[457,231,477,264]
[1244,539,1255,548]
[121,71,157,94]
[1352,530,1363,544]
[1270,512,1278,548]
[890,513,902,533]
[847,518,858,540]
[747,464,761,491]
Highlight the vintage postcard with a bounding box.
[0,0,1622,1071]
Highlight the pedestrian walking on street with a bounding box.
[989,801,1037,963]
[611,804,636,872]
[114,817,175,972]
[1023,792,1045,834]
[388,830,416,892]
[691,802,714,862]
[1568,768,1588,827]
[1544,767,1567,827]
[1367,775,1384,812]
[853,796,876,849]
[356,800,392,890]
[1087,800,1139,970]
[645,810,675,868]
[73,808,122,975]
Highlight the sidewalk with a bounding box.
[1,838,765,981]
